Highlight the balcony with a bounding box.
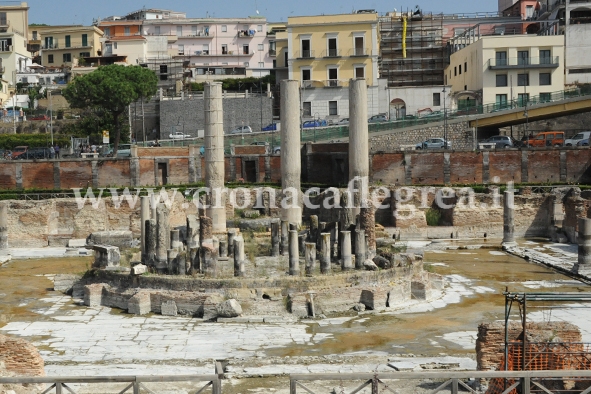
[322,49,342,58]
[237,30,255,38]
[295,50,315,59]
[269,48,276,57]
[324,79,342,87]
[42,41,92,50]
[0,19,9,32]
[488,56,560,70]
[0,45,12,53]
[179,31,214,38]
[349,48,370,57]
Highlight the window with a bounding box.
[540,93,551,102]
[354,35,364,55]
[155,26,161,35]
[63,53,72,63]
[257,24,263,32]
[454,28,466,36]
[79,52,90,57]
[124,27,130,36]
[47,54,54,64]
[258,44,264,51]
[496,74,508,87]
[303,102,311,117]
[242,44,249,55]
[32,30,38,40]
[518,93,529,106]
[203,44,209,55]
[191,25,197,36]
[178,44,184,55]
[160,64,168,80]
[354,66,365,78]
[517,73,529,86]
[539,73,551,85]
[302,69,311,81]
[496,51,507,66]
[114,42,118,49]
[525,5,534,18]
[0,38,12,51]
[328,37,337,57]
[258,62,264,68]
[0,12,6,26]
[284,51,288,67]
[464,62,467,73]
[65,35,71,48]
[301,38,311,58]
[82,34,88,47]
[539,50,551,64]
[328,67,338,81]
[459,64,462,74]
[454,66,457,76]
[496,94,508,108]
[221,44,227,54]
[329,101,338,116]
[433,93,441,106]
[221,25,227,32]
[517,50,529,65]
[269,41,276,56]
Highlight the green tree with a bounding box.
[63,65,157,153]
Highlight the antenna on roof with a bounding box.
[255,0,259,14]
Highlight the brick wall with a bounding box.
[97,160,131,187]
[59,161,93,189]
[372,153,406,185]
[449,152,483,184]
[409,152,445,185]
[22,162,54,189]
[0,334,45,377]
[234,145,266,155]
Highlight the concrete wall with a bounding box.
[159,96,273,138]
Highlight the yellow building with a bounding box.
[33,25,104,67]
[446,34,565,110]
[280,12,381,121]
[0,2,30,87]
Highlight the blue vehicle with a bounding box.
[261,123,279,131]
[303,119,327,128]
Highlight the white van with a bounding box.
[565,131,591,146]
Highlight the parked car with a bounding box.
[565,131,591,146]
[416,138,452,150]
[116,144,132,158]
[11,146,29,159]
[302,120,327,128]
[420,111,443,119]
[480,135,514,149]
[577,138,590,147]
[525,131,565,147]
[337,118,349,125]
[227,125,253,134]
[261,123,279,131]
[169,131,192,139]
[29,114,50,121]
[272,146,281,154]
[368,114,388,123]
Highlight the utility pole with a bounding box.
[141,97,145,143]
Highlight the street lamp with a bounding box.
[442,86,448,149]
[10,92,16,135]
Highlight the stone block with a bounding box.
[128,292,151,315]
[87,231,133,249]
[92,245,121,268]
[131,264,147,276]
[363,259,378,271]
[202,293,224,321]
[217,299,242,318]
[68,239,87,248]
[411,281,427,300]
[161,300,178,316]
[84,284,105,307]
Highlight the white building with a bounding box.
[565,0,591,84]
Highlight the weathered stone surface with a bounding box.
[84,283,105,307]
[373,255,392,269]
[155,204,169,270]
[217,299,243,318]
[199,216,213,243]
[227,228,237,257]
[170,229,183,251]
[353,303,366,312]
[186,214,200,249]
[145,219,157,267]
[271,221,280,257]
[131,264,147,276]
[161,300,178,316]
[87,231,133,249]
[202,293,225,321]
[305,242,316,276]
[93,245,120,268]
[360,203,376,257]
[363,259,378,271]
[128,291,151,315]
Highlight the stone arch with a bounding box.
[390,98,406,120]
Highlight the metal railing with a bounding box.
[295,50,315,59]
[290,370,591,394]
[488,56,560,69]
[322,49,342,57]
[0,375,222,394]
[348,48,370,56]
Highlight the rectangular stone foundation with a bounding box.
[127,292,151,315]
[83,284,105,307]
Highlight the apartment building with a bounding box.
[281,12,380,121]
[0,2,30,87]
[446,33,565,110]
[32,25,103,67]
[565,0,591,83]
